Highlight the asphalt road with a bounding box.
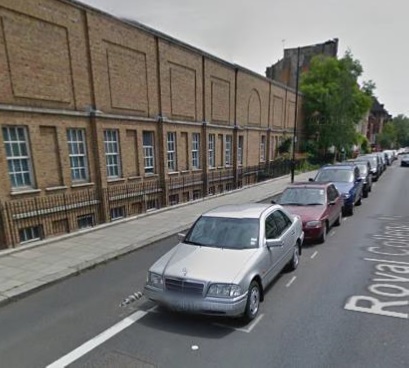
[1,161,409,368]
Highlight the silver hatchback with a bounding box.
[144,203,304,322]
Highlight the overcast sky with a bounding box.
[79,0,408,117]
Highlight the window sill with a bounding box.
[11,189,41,196]
[144,173,158,178]
[71,182,94,188]
[181,170,190,174]
[128,176,142,180]
[168,171,179,176]
[45,186,68,192]
[107,178,126,183]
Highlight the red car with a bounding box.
[274,182,343,243]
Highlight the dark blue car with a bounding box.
[310,164,363,216]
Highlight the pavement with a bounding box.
[0,170,316,306]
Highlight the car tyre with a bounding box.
[356,194,362,206]
[287,244,300,271]
[334,212,342,226]
[318,222,328,243]
[243,281,260,323]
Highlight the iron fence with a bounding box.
[0,159,304,248]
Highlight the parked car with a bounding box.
[310,164,363,216]
[144,203,304,322]
[347,160,372,197]
[274,182,343,243]
[360,154,381,181]
[401,154,409,167]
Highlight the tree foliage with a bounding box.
[392,114,409,147]
[300,51,373,154]
[376,122,397,149]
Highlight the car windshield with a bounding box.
[280,187,325,206]
[315,168,354,183]
[355,164,367,175]
[185,216,259,249]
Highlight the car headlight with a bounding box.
[147,272,163,288]
[305,220,322,228]
[207,284,242,298]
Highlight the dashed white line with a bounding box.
[311,251,318,259]
[286,276,297,288]
[46,308,153,368]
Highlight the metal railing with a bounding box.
[0,159,301,248]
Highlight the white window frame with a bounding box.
[192,133,200,169]
[104,129,121,179]
[167,132,177,171]
[143,131,155,174]
[110,206,125,221]
[67,128,89,182]
[208,134,215,168]
[2,126,34,189]
[260,135,266,162]
[225,135,232,167]
[238,135,244,165]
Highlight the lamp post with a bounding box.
[291,46,301,183]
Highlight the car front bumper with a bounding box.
[144,286,248,316]
[303,226,323,241]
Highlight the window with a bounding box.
[169,194,179,205]
[193,189,201,200]
[167,132,177,171]
[208,134,215,168]
[110,206,125,220]
[67,128,89,182]
[143,131,155,174]
[192,133,200,169]
[260,135,266,161]
[104,130,121,178]
[77,214,94,229]
[265,214,279,239]
[2,126,34,188]
[238,136,244,165]
[225,135,232,166]
[273,210,292,235]
[146,199,157,210]
[19,225,42,243]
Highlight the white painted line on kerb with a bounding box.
[286,276,297,288]
[311,251,318,259]
[46,309,149,368]
[343,217,348,222]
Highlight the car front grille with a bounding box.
[165,278,204,296]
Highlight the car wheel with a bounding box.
[243,281,260,322]
[356,194,362,206]
[287,244,300,271]
[318,222,328,244]
[363,189,369,198]
[334,212,342,226]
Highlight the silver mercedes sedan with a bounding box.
[144,203,304,322]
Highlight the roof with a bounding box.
[286,182,330,188]
[203,203,274,219]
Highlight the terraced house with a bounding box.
[0,0,303,248]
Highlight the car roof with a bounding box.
[203,203,277,218]
[321,164,355,170]
[286,181,330,189]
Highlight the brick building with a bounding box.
[0,0,302,248]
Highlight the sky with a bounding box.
[78,0,408,117]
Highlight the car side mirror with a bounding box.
[178,233,186,242]
[271,199,277,204]
[308,178,314,182]
[329,200,336,206]
[356,177,362,182]
[266,239,284,248]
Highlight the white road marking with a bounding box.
[286,276,297,288]
[46,308,152,368]
[329,230,336,237]
[213,314,264,333]
[343,217,348,222]
[311,251,318,259]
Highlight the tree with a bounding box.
[392,114,409,147]
[376,122,397,149]
[300,51,373,157]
